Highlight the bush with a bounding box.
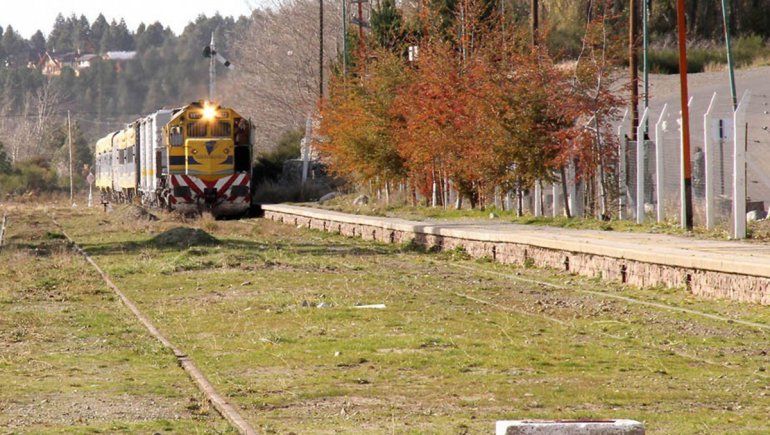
[0,159,62,197]
[252,129,302,185]
[649,36,770,74]
[252,180,332,204]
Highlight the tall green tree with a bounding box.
[0,140,11,173]
[371,0,405,50]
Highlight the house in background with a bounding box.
[35,50,137,77]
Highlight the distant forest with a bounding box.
[0,13,249,126]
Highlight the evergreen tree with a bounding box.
[136,22,167,52]
[74,15,92,52]
[90,14,109,51]
[0,140,11,173]
[30,31,46,58]
[371,0,404,50]
[0,26,5,64]
[47,13,73,52]
[1,26,28,67]
[111,19,135,51]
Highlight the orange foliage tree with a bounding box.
[318,0,625,213]
[318,49,411,193]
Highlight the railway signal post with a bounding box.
[203,33,234,102]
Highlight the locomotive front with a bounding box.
[163,101,252,216]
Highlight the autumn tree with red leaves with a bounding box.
[318,0,625,214]
[318,49,411,198]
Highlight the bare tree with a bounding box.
[0,78,64,164]
[223,0,343,153]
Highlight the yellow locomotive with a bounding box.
[94,101,253,216]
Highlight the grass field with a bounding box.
[3,201,770,433]
[0,204,231,433]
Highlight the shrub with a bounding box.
[649,36,770,74]
[0,159,62,196]
[252,129,302,185]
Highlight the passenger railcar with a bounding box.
[94,101,253,217]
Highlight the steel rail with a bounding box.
[50,216,256,435]
[454,263,770,332]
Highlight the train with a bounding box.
[94,101,253,217]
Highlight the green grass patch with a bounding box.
[40,204,770,433]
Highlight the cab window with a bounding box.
[211,121,231,137]
[170,126,183,146]
[187,122,207,138]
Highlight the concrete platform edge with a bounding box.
[261,204,770,305]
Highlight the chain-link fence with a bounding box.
[617,89,770,238]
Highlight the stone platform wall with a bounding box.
[263,208,770,305]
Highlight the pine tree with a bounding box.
[30,31,46,57]
[371,0,405,50]
[91,14,109,52]
[47,14,74,52]
[0,140,11,173]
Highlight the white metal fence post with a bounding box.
[552,182,561,217]
[568,160,578,218]
[534,181,542,216]
[704,92,717,229]
[636,108,649,224]
[733,91,750,239]
[618,109,629,220]
[655,104,668,223]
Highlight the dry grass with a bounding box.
[0,204,231,433]
[46,202,770,433]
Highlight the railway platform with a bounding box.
[262,204,770,305]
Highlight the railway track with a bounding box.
[454,263,770,332]
[50,215,256,435]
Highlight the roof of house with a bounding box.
[103,51,137,60]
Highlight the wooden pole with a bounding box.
[342,0,348,76]
[629,0,639,141]
[530,0,538,46]
[68,110,73,204]
[677,0,694,230]
[319,0,324,99]
[642,0,649,134]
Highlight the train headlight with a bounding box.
[192,149,198,155]
[223,148,230,155]
[203,104,216,121]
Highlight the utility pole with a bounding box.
[319,0,324,99]
[209,33,216,101]
[642,0,649,135]
[677,0,694,230]
[721,0,737,110]
[629,0,639,141]
[67,110,73,204]
[357,0,364,42]
[530,0,538,46]
[342,0,348,76]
